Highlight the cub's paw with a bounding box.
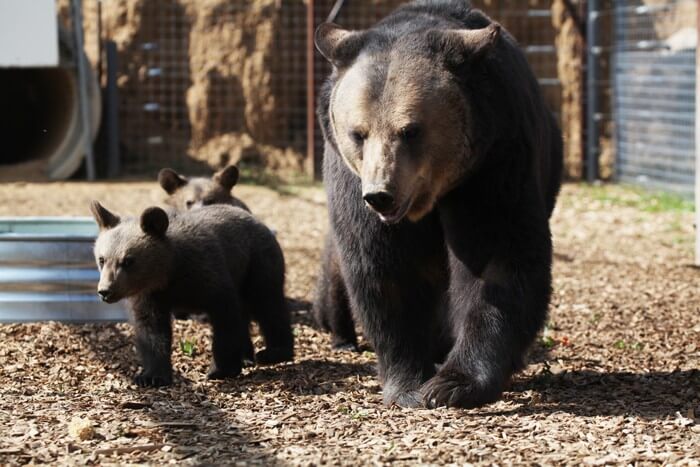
[421,369,501,409]
[255,347,294,365]
[134,372,172,388]
[207,365,242,380]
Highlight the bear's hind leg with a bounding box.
[312,236,358,352]
[245,250,294,365]
[207,294,246,380]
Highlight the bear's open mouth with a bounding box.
[377,195,413,225]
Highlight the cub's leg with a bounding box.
[131,295,173,387]
[245,246,294,365]
[207,293,246,380]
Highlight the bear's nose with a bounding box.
[363,191,396,214]
[98,289,112,302]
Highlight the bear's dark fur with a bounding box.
[90,202,293,387]
[314,0,563,408]
[158,165,250,213]
[312,235,358,351]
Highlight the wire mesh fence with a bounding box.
[589,0,697,196]
[71,1,563,178]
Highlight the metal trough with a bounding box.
[0,217,127,322]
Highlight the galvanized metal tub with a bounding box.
[0,217,127,322]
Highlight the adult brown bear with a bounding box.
[314,0,563,408]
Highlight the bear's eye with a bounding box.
[121,257,134,269]
[98,257,105,268]
[349,130,367,145]
[399,124,421,141]
[186,200,195,209]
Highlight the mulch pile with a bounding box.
[0,181,697,464]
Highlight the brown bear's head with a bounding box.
[315,20,500,223]
[89,201,173,303]
[158,165,243,211]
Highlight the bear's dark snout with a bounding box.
[97,288,115,303]
[363,191,395,214]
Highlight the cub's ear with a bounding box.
[158,168,188,194]
[315,22,368,68]
[140,207,169,238]
[433,23,501,66]
[90,201,121,231]
[213,165,239,192]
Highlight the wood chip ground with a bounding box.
[0,181,698,465]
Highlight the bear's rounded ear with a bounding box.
[214,165,239,192]
[90,200,121,231]
[315,22,367,68]
[140,207,169,238]
[434,23,501,66]
[158,168,188,194]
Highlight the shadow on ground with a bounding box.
[67,303,372,463]
[502,368,700,419]
[69,322,277,463]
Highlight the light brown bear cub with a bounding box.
[158,165,250,212]
[90,201,293,387]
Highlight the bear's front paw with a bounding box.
[134,371,172,388]
[422,369,502,409]
[382,379,424,408]
[383,389,424,408]
[255,347,294,365]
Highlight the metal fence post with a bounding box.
[306,0,317,179]
[586,0,598,183]
[695,2,700,265]
[71,0,97,180]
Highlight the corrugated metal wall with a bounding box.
[612,0,696,196]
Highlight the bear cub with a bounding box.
[90,201,293,387]
[158,165,250,212]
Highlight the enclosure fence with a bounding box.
[71,0,698,196]
[588,0,697,196]
[72,1,561,178]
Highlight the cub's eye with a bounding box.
[399,124,421,141]
[349,130,367,144]
[186,200,195,209]
[121,257,134,269]
[98,257,105,268]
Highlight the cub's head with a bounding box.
[89,201,172,303]
[158,165,241,211]
[316,20,500,223]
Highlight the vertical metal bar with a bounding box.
[106,41,121,178]
[306,0,317,179]
[695,2,700,265]
[610,2,619,182]
[586,0,598,183]
[71,0,97,180]
[96,0,102,86]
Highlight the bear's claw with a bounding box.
[422,369,501,409]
